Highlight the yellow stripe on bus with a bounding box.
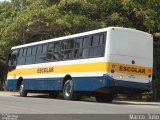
[8,62,152,77]
[8,62,108,76]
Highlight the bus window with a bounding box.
[17,48,26,65]
[61,39,74,60]
[37,45,42,55]
[74,49,82,59]
[75,38,83,48]
[89,33,105,57]
[92,34,100,46]
[25,47,32,64]
[42,44,47,54]
[26,47,32,56]
[23,48,27,56]
[35,45,46,63]
[8,50,18,71]
[25,46,37,64]
[61,40,68,50]
[19,49,23,57]
[89,46,103,57]
[53,42,62,61]
[48,43,54,52]
[68,39,74,49]
[32,46,37,55]
[82,48,89,58]
[61,50,74,60]
[47,43,54,61]
[83,36,91,48]
[54,42,60,51]
[99,34,105,45]
[52,52,60,61]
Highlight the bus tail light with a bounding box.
[131,60,135,64]
[148,74,151,78]
[111,69,115,73]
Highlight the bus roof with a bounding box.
[11,27,151,50]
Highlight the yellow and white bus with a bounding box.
[7,27,153,102]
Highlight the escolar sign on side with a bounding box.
[37,67,54,74]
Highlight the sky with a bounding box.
[0,0,10,2]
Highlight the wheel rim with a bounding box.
[64,82,72,97]
[19,84,24,94]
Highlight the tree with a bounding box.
[0,51,7,90]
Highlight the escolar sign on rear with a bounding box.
[111,63,152,77]
[119,66,145,74]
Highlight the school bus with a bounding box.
[7,27,153,102]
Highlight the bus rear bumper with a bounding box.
[104,75,152,93]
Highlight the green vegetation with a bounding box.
[0,0,160,100]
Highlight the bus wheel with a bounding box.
[63,80,79,100]
[19,82,27,97]
[95,93,114,103]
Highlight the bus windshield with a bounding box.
[8,50,18,71]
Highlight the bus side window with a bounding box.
[42,44,47,54]
[92,34,100,46]
[61,40,68,50]
[99,34,105,45]
[75,38,83,49]
[17,48,26,65]
[19,49,23,57]
[99,33,106,56]
[52,42,61,61]
[89,46,103,57]
[27,47,32,56]
[37,45,42,55]
[68,39,74,50]
[32,46,37,55]
[54,42,60,51]
[25,47,31,64]
[83,36,91,48]
[31,46,37,64]
[47,43,54,61]
[82,48,89,58]
[23,48,27,56]
[82,36,91,58]
[88,33,106,58]
[74,37,83,59]
[35,45,43,63]
[25,46,37,65]
[74,49,82,58]
[61,39,74,60]
[48,43,54,52]
[38,44,47,63]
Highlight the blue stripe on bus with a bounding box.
[7,75,152,91]
[24,78,62,90]
[7,80,17,90]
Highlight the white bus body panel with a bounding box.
[106,27,153,83]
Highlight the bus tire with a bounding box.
[19,82,27,97]
[95,93,114,103]
[63,80,79,100]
